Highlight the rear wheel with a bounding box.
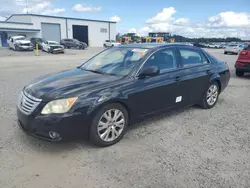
[224,51,227,54]
[236,70,244,77]
[199,82,219,109]
[89,103,128,147]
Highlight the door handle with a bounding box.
[175,76,181,82]
[207,70,212,74]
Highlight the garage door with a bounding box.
[41,23,61,42]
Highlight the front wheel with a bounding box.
[236,70,244,77]
[89,103,128,147]
[199,82,219,109]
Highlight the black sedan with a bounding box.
[17,43,230,147]
[60,39,87,49]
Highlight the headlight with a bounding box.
[41,97,78,114]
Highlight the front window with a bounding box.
[143,48,177,72]
[81,48,148,76]
[111,40,116,43]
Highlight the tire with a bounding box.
[199,82,219,109]
[236,70,244,77]
[89,103,129,147]
[103,44,107,48]
[224,51,227,54]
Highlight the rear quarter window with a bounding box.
[179,49,209,67]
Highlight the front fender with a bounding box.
[85,90,128,115]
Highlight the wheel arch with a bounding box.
[88,99,131,124]
[210,76,221,93]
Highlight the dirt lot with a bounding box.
[0,48,249,188]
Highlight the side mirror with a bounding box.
[138,66,160,78]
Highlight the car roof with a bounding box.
[118,43,198,49]
[48,41,58,43]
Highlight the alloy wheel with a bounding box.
[97,109,125,142]
[206,84,218,106]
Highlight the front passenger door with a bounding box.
[129,48,181,117]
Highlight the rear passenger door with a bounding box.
[176,47,213,105]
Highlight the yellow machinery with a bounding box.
[141,37,152,43]
[168,38,175,43]
[151,37,164,43]
[121,37,131,44]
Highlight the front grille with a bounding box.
[21,43,31,46]
[18,91,42,115]
[50,46,63,50]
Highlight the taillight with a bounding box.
[240,51,248,55]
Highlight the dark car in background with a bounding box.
[60,39,88,49]
[17,43,230,147]
[235,45,250,76]
[30,37,46,49]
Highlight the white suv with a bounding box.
[103,40,120,47]
[8,36,33,51]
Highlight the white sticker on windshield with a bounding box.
[132,49,147,52]
[132,49,148,57]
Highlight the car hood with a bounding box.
[24,68,122,100]
[16,40,31,44]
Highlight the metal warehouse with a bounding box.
[0,14,117,47]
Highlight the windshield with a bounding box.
[111,40,116,42]
[49,42,58,45]
[15,37,25,41]
[81,48,148,76]
[37,38,46,43]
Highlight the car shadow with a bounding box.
[21,107,192,153]
[20,104,219,153]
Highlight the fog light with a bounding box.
[49,131,60,139]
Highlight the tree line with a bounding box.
[116,33,249,43]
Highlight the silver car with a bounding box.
[224,44,244,55]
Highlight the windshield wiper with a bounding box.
[83,68,105,75]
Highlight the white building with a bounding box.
[0,14,117,47]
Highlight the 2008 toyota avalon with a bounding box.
[17,43,230,147]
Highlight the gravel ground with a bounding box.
[0,47,103,57]
[0,48,249,188]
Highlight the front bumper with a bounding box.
[18,46,33,51]
[51,48,64,53]
[235,62,250,72]
[17,107,91,142]
[235,66,250,72]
